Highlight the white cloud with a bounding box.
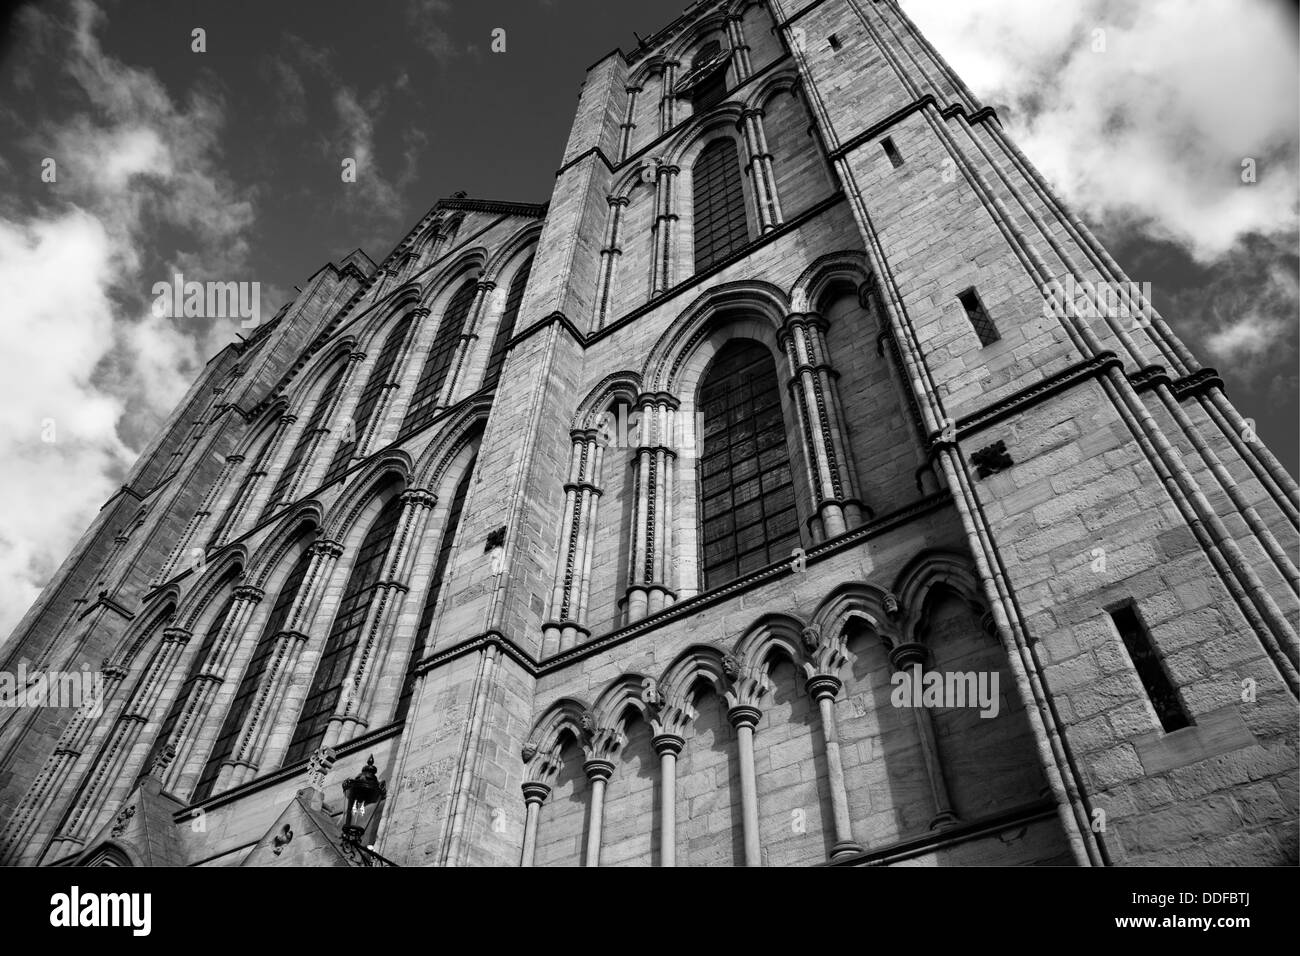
[901,0,1299,262]
[0,0,260,642]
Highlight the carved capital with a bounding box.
[804,673,842,702]
[723,660,771,710]
[521,781,551,806]
[727,704,762,731]
[161,626,192,645]
[233,585,265,604]
[583,726,626,763]
[582,758,615,783]
[889,641,929,670]
[650,697,696,740]
[651,732,685,758]
[400,488,438,510]
[311,539,345,559]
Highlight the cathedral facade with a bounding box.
[1,0,1296,867]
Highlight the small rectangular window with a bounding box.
[1110,604,1191,733]
[828,34,841,51]
[958,287,999,345]
[881,136,903,168]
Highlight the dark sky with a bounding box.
[3,0,693,272]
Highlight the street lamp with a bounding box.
[340,755,387,845]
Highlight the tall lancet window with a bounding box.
[211,426,275,544]
[284,494,405,764]
[693,138,748,272]
[140,589,237,781]
[192,539,316,801]
[698,341,799,589]
[483,257,532,392]
[401,280,478,437]
[267,362,348,510]
[323,316,412,485]
[394,457,476,724]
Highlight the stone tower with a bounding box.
[0,0,1295,867]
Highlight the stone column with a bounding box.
[582,758,614,867]
[625,394,677,622]
[618,84,641,161]
[519,781,551,867]
[580,723,623,867]
[726,13,752,79]
[728,704,762,866]
[780,311,867,540]
[801,625,862,859]
[646,686,691,867]
[543,430,604,656]
[739,108,782,231]
[890,641,959,829]
[650,732,683,866]
[593,196,629,330]
[649,163,680,295]
[658,60,679,135]
[723,656,769,867]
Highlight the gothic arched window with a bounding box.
[697,340,799,588]
[483,257,532,392]
[394,457,476,723]
[322,316,413,485]
[210,425,276,545]
[693,138,749,272]
[284,494,405,764]
[192,538,316,801]
[140,588,237,781]
[266,362,348,510]
[401,280,478,438]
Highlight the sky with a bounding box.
[0,0,1296,642]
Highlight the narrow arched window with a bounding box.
[693,138,748,272]
[394,457,476,723]
[322,316,412,485]
[140,589,237,781]
[284,494,405,764]
[483,257,532,392]
[210,428,275,545]
[266,362,348,510]
[697,341,799,589]
[192,539,316,801]
[401,280,478,438]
